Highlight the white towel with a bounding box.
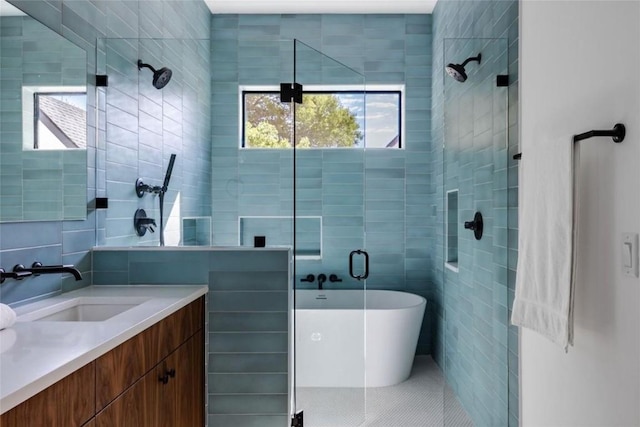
[511,136,580,351]
[0,303,17,331]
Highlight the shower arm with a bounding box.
[137,60,157,73]
[460,54,481,67]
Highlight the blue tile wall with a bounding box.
[92,247,291,427]
[0,0,210,306]
[431,1,519,426]
[210,14,435,353]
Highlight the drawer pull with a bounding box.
[159,373,169,385]
[166,368,176,378]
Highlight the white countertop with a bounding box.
[0,285,208,414]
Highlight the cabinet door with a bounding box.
[173,331,205,426]
[156,332,205,427]
[95,368,158,427]
[154,357,177,427]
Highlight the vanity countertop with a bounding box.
[0,285,208,414]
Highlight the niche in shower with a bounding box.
[445,189,459,272]
[239,216,322,258]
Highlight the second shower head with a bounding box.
[445,53,482,83]
[137,59,172,89]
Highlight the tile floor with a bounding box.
[296,356,473,427]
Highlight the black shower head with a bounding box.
[445,53,482,83]
[137,59,173,89]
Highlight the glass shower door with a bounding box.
[292,39,367,427]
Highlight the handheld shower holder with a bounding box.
[135,178,161,198]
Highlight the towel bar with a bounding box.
[512,123,626,160]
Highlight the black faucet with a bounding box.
[317,273,327,290]
[14,262,82,281]
[0,268,33,284]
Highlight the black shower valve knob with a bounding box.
[464,212,483,240]
[300,274,315,282]
[329,274,342,283]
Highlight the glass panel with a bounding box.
[442,38,509,426]
[99,38,211,247]
[293,39,366,427]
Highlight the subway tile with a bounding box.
[209,353,287,374]
[209,373,287,394]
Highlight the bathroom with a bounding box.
[0,0,638,426]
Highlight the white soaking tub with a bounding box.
[295,289,426,388]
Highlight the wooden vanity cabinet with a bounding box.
[95,331,204,427]
[0,362,95,427]
[96,297,205,426]
[0,297,205,427]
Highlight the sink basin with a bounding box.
[17,297,150,322]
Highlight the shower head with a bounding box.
[445,53,482,83]
[137,59,173,89]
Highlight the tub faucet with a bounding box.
[14,262,82,281]
[317,273,327,290]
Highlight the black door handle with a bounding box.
[349,250,369,280]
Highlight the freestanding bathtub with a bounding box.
[295,289,426,388]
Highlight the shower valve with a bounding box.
[464,211,483,240]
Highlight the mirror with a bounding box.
[0,0,88,222]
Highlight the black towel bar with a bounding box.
[513,123,625,160]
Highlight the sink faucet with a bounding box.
[14,262,82,281]
[317,273,327,290]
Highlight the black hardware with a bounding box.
[166,368,175,378]
[280,82,303,104]
[135,178,161,198]
[329,274,342,283]
[0,268,33,284]
[134,209,156,237]
[159,373,169,385]
[159,154,176,247]
[573,123,625,143]
[300,274,315,283]
[464,212,484,240]
[138,59,172,90]
[254,236,266,248]
[496,75,509,87]
[95,75,108,87]
[349,249,370,281]
[13,262,82,281]
[317,273,327,290]
[95,197,109,209]
[514,123,626,161]
[291,411,304,427]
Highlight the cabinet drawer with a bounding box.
[95,297,203,410]
[0,362,95,427]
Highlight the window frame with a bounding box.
[239,84,405,150]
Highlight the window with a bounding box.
[241,86,403,149]
[22,86,87,150]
